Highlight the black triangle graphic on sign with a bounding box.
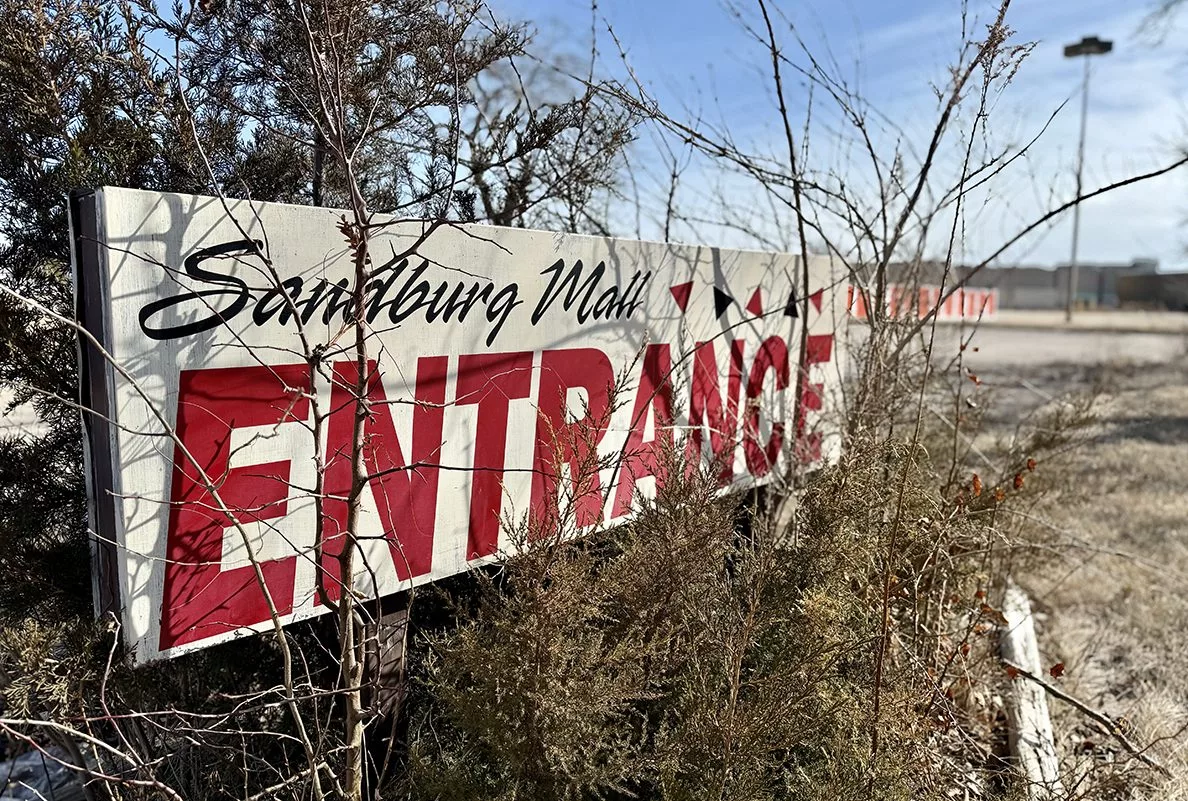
[784,285,799,318]
[713,287,733,319]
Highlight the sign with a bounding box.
[70,187,847,662]
[847,284,997,321]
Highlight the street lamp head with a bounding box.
[1064,35,1113,58]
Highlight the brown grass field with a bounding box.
[937,318,1188,798]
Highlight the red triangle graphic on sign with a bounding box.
[670,281,694,312]
[809,289,823,312]
[746,288,763,317]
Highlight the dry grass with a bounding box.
[975,357,1188,799]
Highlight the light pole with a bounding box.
[1063,35,1113,322]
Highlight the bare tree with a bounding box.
[454,48,637,233]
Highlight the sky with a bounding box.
[490,0,1188,270]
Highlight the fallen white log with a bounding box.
[999,581,1065,801]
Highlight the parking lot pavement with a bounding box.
[930,325,1185,370]
[970,309,1188,334]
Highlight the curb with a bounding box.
[933,320,1188,336]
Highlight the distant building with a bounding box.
[1116,268,1188,310]
[885,258,1158,310]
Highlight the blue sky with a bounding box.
[491,0,1188,269]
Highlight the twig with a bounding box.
[1002,661,1173,777]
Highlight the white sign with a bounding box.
[71,187,847,662]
